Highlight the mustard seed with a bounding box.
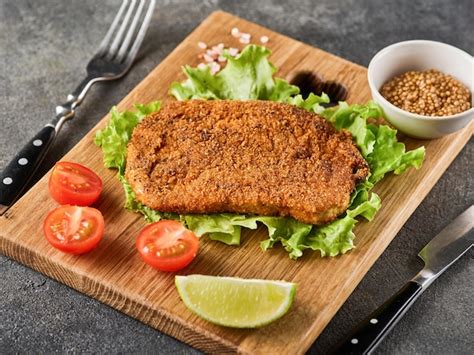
[380,69,472,117]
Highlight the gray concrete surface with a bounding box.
[0,0,472,353]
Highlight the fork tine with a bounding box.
[116,0,146,62]
[124,0,155,66]
[106,0,138,59]
[97,0,129,57]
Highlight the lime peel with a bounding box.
[175,275,296,328]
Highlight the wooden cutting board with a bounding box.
[1,11,472,354]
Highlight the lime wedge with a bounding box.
[175,275,296,328]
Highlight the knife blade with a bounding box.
[334,205,473,355]
[414,205,474,288]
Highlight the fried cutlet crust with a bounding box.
[125,100,369,225]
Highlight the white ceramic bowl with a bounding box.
[368,40,473,139]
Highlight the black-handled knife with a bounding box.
[334,205,474,355]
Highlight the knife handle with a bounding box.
[334,281,423,355]
[0,124,56,210]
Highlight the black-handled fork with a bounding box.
[0,0,155,215]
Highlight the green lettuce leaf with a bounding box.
[321,101,378,157]
[170,45,299,101]
[366,124,425,183]
[184,214,259,246]
[258,180,381,259]
[321,102,426,184]
[96,44,425,259]
[301,191,381,258]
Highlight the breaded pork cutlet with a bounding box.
[125,100,369,225]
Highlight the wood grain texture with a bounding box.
[1,11,472,354]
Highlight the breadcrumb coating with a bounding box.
[125,100,369,224]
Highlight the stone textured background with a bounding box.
[0,0,472,353]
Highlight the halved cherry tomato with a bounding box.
[43,205,105,254]
[49,161,102,206]
[136,220,199,272]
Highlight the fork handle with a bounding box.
[0,76,97,213]
[0,124,57,210]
